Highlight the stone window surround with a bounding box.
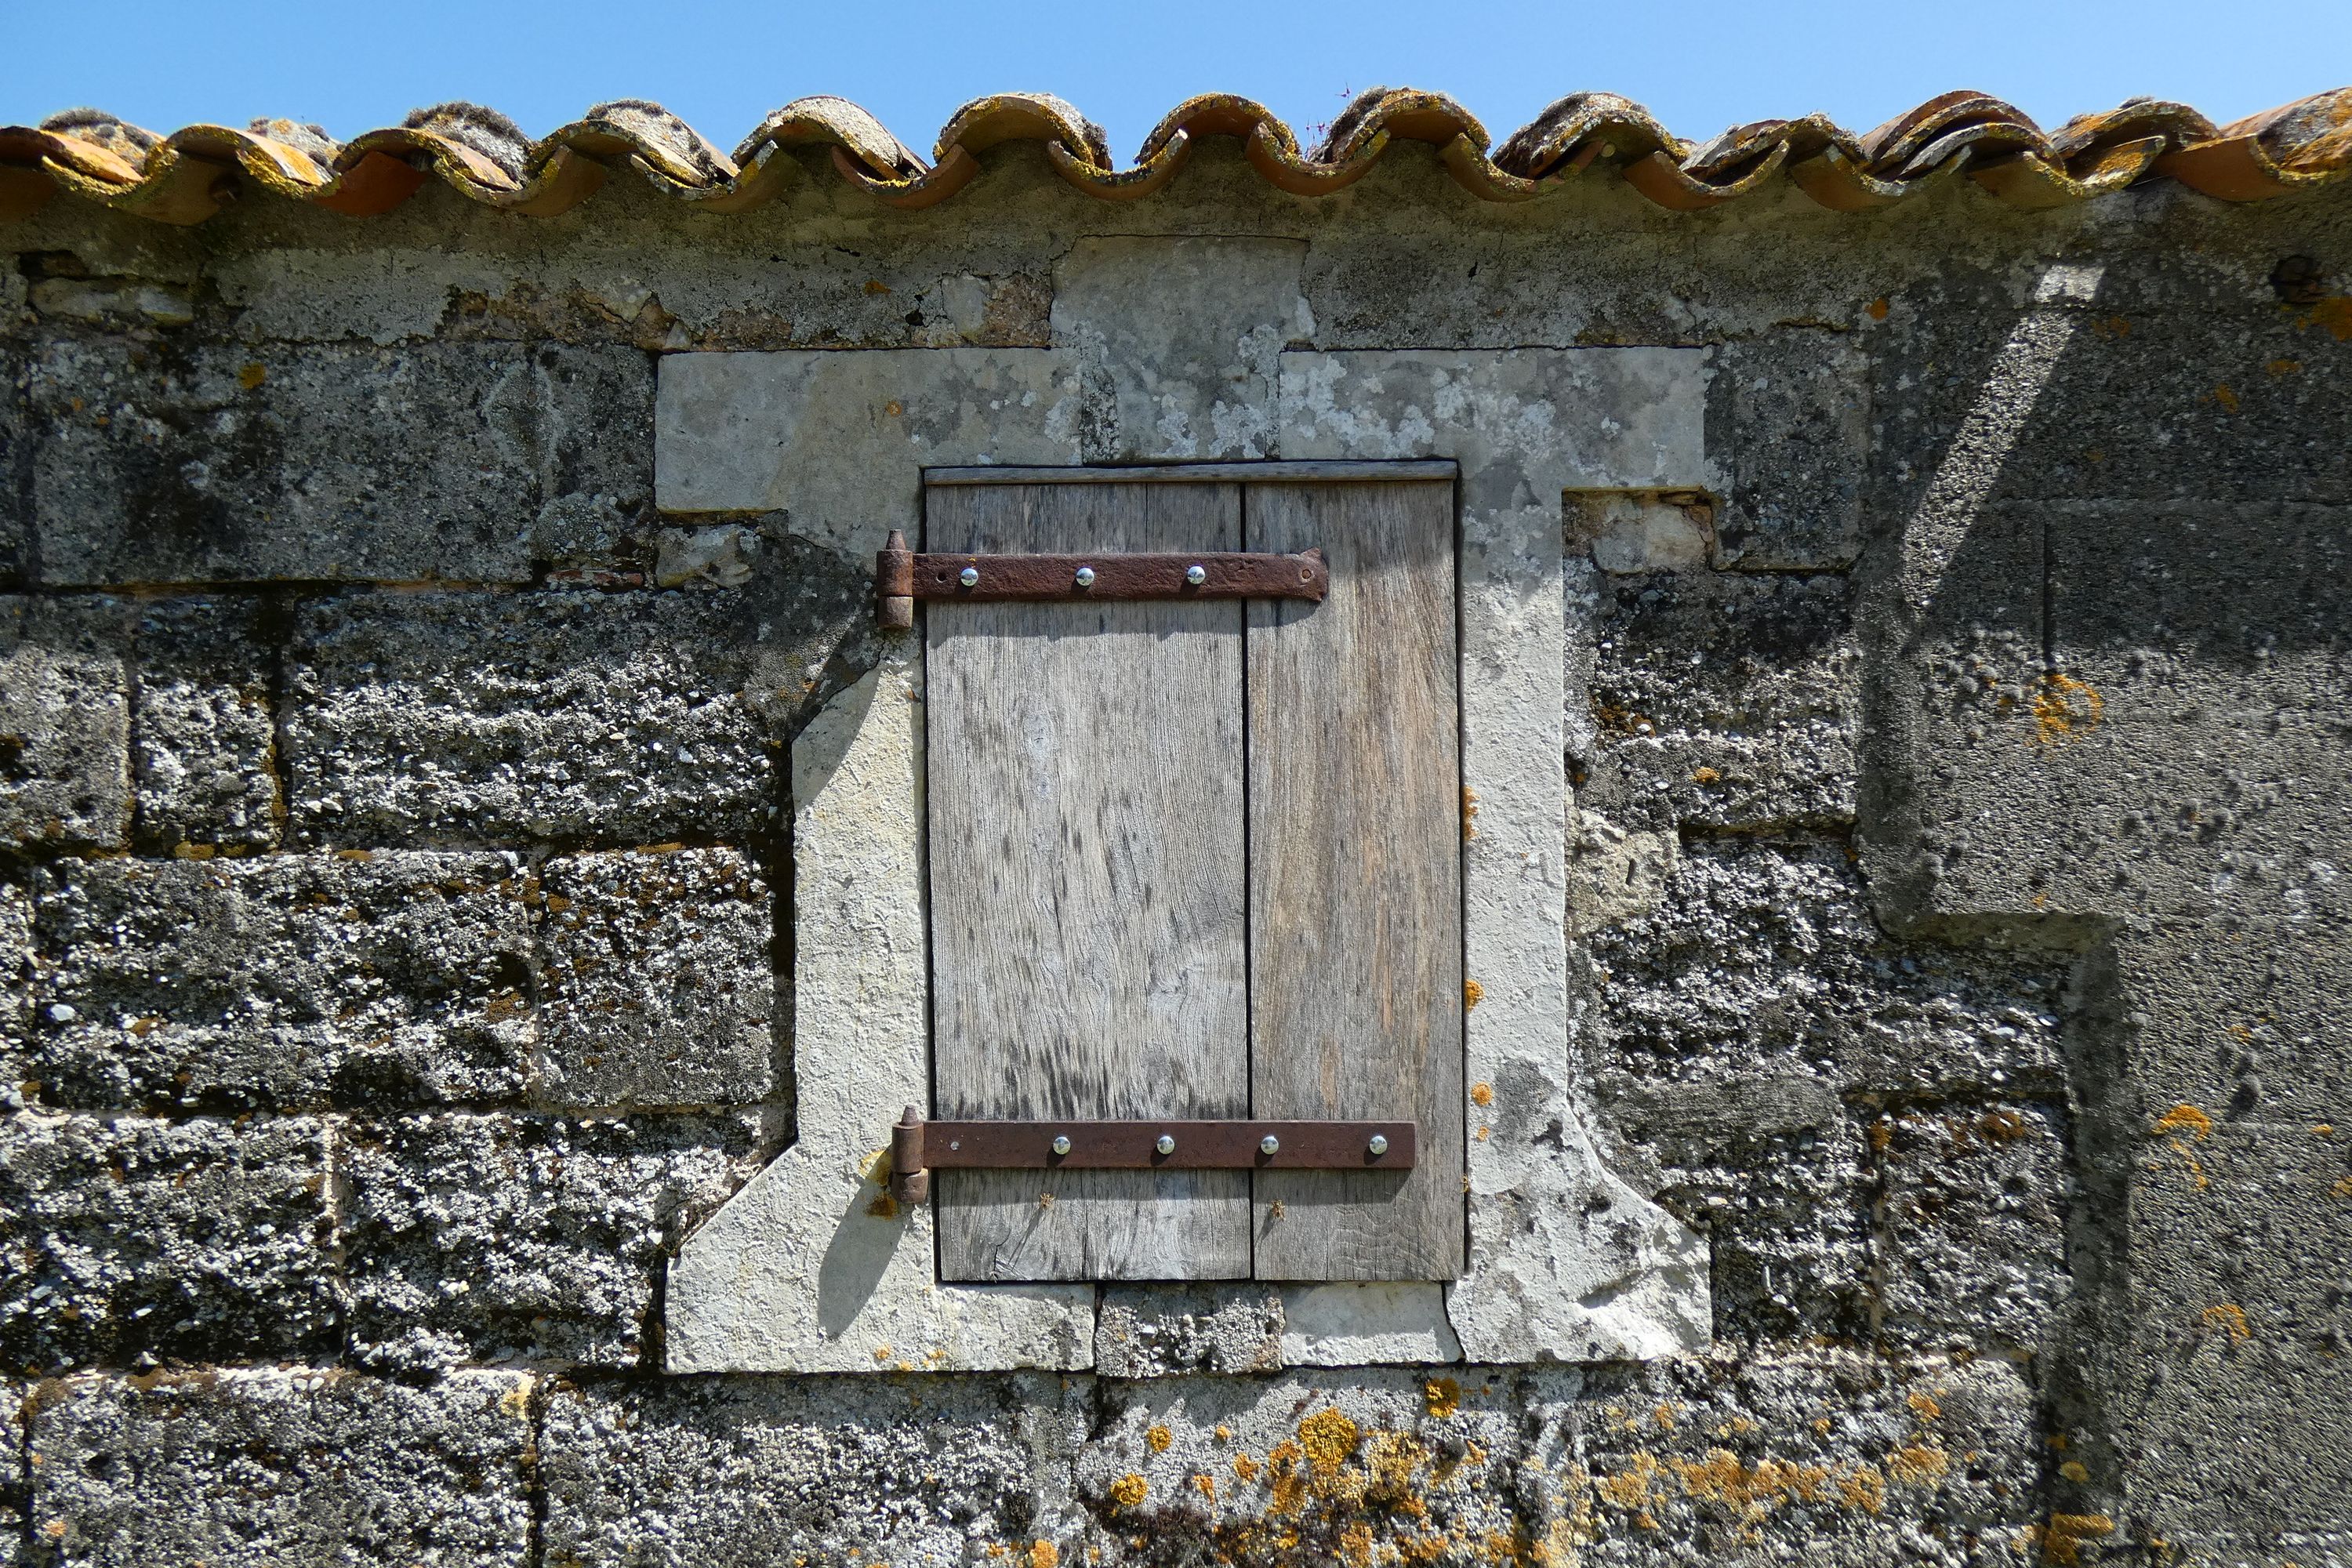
[656,341,1717,1374]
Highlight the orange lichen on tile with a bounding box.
[1470,1083,1494,1107]
[1106,1473,1149,1508]
[1464,979,1484,1009]
[1145,1425,1173,1454]
[1423,1377,1460,1418]
[2031,672,2104,746]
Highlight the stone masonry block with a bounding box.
[127,595,279,850]
[2049,499,2352,726]
[1543,1354,2042,1563]
[1878,305,2352,514]
[285,589,771,846]
[1078,1368,1521,1564]
[1577,571,1857,831]
[28,852,532,1112]
[1610,1078,1875,1348]
[340,1110,773,1370]
[1583,838,2069,1099]
[535,845,775,1108]
[1871,1101,2072,1357]
[540,1372,1088,1566]
[0,350,27,589]
[1708,332,1870,568]
[2,1378,23,1568]
[0,597,129,852]
[27,338,652,586]
[2111,1119,2352,1541]
[25,1368,535,1567]
[0,1112,336,1374]
[0,880,32,1109]
[1094,1285,1285,1378]
[2109,917,2352,1125]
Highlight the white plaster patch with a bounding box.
[664,652,1094,1374]
[1279,1286,1463,1367]
[655,349,1087,551]
[1049,236,1308,463]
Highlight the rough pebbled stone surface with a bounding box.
[540,1371,1089,1566]
[127,595,280,850]
[1610,1078,1876,1349]
[25,1368,535,1567]
[1095,1286,1285,1378]
[0,1112,336,1374]
[284,588,774,848]
[26,338,652,586]
[535,846,775,1109]
[1539,1353,2043,1564]
[1079,1367,1523,1565]
[1582,837,2071,1099]
[1873,1101,2072,1357]
[339,1110,774,1370]
[0,597,130,853]
[1576,569,1858,833]
[27,852,533,1112]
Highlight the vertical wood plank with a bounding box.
[927,481,1252,1280]
[1247,479,1465,1280]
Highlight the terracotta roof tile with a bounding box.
[1,84,2346,226]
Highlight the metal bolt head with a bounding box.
[1259,1134,1280,1156]
[1050,1134,1072,1156]
[1073,565,1097,588]
[1154,1134,1177,1156]
[1185,564,1207,586]
[1367,1134,1390,1157]
[958,565,981,588]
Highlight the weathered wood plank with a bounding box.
[1247,479,1465,1280]
[927,481,1252,1280]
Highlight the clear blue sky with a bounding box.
[8,0,2347,161]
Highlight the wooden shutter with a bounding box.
[924,470,1461,1282]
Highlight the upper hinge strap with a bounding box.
[875,530,1325,627]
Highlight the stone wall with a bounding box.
[1,139,2347,1565]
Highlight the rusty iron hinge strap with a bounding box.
[887,1108,1413,1203]
[875,530,1326,628]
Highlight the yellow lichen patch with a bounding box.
[1464,979,1484,1010]
[2209,383,2241,412]
[2059,1460,2090,1483]
[1470,1083,1494,1108]
[1189,1473,1216,1501]
[1105,1473,1148,1509]
[2034,1512,2117,1565]
[2303,296,2352,341]
[1980,1109,2031,1142]
[1595,1452,1661,1512]
[238,362,267,389]
[1462,786,1479,840]
[2031,672,2104,746]
[1232,1452,1260,1482]
[1838,1464,1886,1514]
[2152,1103,2212,1140]
[1690,765,1720,784]
[1651,1403,1677,1431]
[1213,1424,1231,1443]
[1026,1541,1058,1568]
[1669,1450,1829,1512]
[1888,1445,1948,1486]
[2201,1303,2252,1341]
[1338,1520,1375,1566]
[1298,1408,1362,1477]
[1422,1377,1460,1418]
[2317,1124,2336,1138]
[1145,1425,1173,1454]
[1907,1389,1942,1421]
[871,1344,891,1361]
[2268,358,2304,376]
[1867,296,1890,321]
